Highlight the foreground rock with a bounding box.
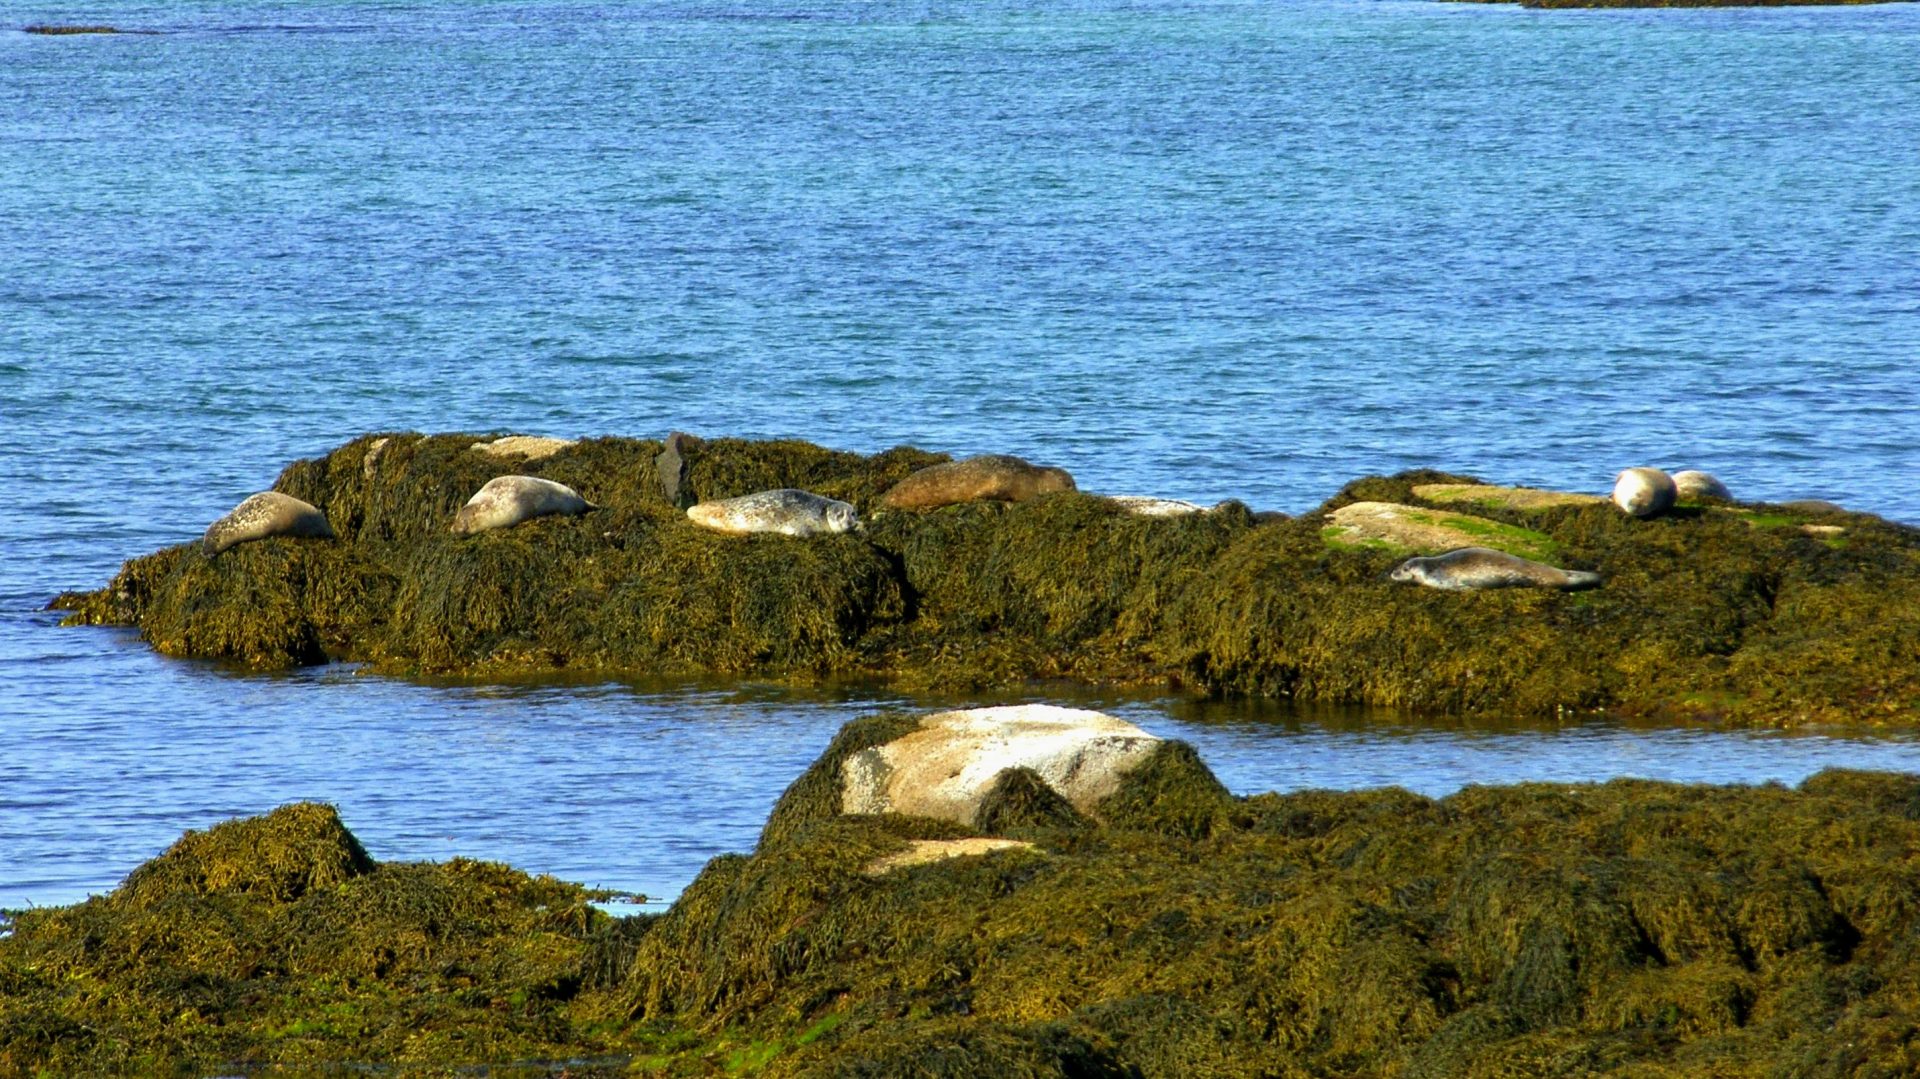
[839,704,1162,825]
[51,435,1920,728]
[8,720,1920,1077]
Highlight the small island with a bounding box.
[52,431,1920,730]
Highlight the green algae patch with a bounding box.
[9,731,1920,1076]
[1322,500,1561,562]
[55,435,1920,728]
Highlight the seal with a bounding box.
[1671,470,1731,501]
[202,492,334,556]
[655,431,704,509]
[1390,547,1602,592]
[686,488,860,536]
[450,475,593,535]
[1612,467,1677,518]
[879,454,1076,510]
[1106,495,1207,517]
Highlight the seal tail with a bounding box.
[1562,570,1603,591]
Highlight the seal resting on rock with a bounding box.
[879,454,1075,510]
[1612,467,1677,518]
[1107,495,1207,517]
[202,492,334,556]
[686,488,859,536]
[1390,547,1602,592]
[1672,470,1731,500]
[450,475,592,535]
[840,705,1162,827]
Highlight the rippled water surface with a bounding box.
[4,0,1918,908]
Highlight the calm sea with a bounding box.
[4,0,1919,910]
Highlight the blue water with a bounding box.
[4,1,1919,910]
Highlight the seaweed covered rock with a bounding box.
[8,732,1920,1076]
[0,803,627,1076]
[54,433,1920,727]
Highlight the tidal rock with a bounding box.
[1412,483,1606,512]
[840,705,1162,827]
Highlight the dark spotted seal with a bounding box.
[1390,547,1602,592]
[1612,467,1677,519]
[451,475,592,535]
[203,492,334,556]
[879,454,1075,510]
[687,489,859,536]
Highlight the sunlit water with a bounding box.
[4,1,1918,909]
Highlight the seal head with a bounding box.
[450,475,592,535]
[203,492,334,556]
[1612,467,1678,519]
[1390,547,1602,592]
[880,454,1075,511]
[686,488,860,536]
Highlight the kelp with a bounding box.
[54,433,1920,727]
[13,725,1920,1076]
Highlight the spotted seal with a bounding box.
[687,488,859,536]
[202,492,335,556]
[450,475,593,535]
[1390,547,1602,592]
[1671,470,1731,501]
[879,454,1075,510]
[1612,467,1677,518]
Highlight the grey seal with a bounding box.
[1612,467,1677,518]
[451,475,593,535]
[1671,470,1731,500]
[202,492,334,556]
[687,488,860,536]
[879,454,1075,510]
[1390,547,1602,592]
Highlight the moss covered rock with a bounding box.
[6,729,1920,1076]
[53,433,1920,727]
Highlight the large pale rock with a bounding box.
[1411,484,1606,512]
[470,435,576,461]
[1324,501,1557,561]
[840,705,1161,826]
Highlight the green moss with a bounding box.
[54,435,1920,728]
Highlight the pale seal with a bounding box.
[1106,495,1207,517]
[1671,470,1731,501]
[470,435,576,461]
[1612,467,1677,518]
[686,488,859,536]
[450,475,593,535]
[879,454,1076,510]
[1390,547,1602,592]
[202,492,334,556]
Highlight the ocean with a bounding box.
[4,0,1918,910]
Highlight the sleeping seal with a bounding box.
[202,492,335,555]
[879,454,1075,510]
[450,475,592,535]
[1391,547,1602,592]
[687,488,860,536]
[1612,467,1677,518]
[1671,470,1731,501]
